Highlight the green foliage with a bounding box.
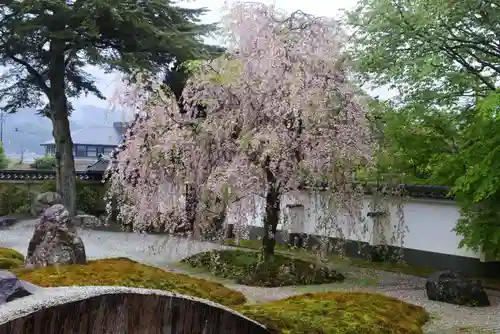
[346,0,499,109]
[38,180,106,216]
[0,0,220,217]
[0,142,8,169]
[359,100,464,186]
[451,92,500,257]
[0,184,34,216]
[13,257,246,307]
[346,0,500,256]
[0,181,106,216]
[30,155,56,170]
[365,92,500,256]
[237,292,429,334]
[182,250,345,287]
[0,0,219,113]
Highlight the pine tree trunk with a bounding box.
[51,107,76,216]
[49,42,76,216]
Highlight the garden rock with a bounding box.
[72,214,102,229]
[0,270,39,304]
[25,204,87,269]
[33,192,62,216]
[425,270,490,306]
[0,216,18,228]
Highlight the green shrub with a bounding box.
[182,249,345,287]
[0,142,8,169]
[0,184,33,216]
[0,181,106,216]
[76,185,104,215]
[39,180,106,216]
[238,292,429,334]
[13,257,246,307]
[30,155,56,170]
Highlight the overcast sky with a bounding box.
[73,0,392,111]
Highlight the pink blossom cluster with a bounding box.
[105,3,375,235]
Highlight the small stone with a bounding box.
[425,270,490,307]
[32,192,62,216]
[25,204,87,269]
[0,216,18,228]
[0,271,38,304]
[72,214,102,229]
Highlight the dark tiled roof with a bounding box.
[301,181,453,200]
[86,156,111,172]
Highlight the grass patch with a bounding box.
[182,249,345,287]
[0,248,24,269]
[13,257,246,307]
[238,292,429,334]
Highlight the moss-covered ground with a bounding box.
[12,257,246,307]
[3,247,429,333]
[236,291,429,334]
[0,247,24,269]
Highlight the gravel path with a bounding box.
[2,219,500,333]
[0,219,227,267]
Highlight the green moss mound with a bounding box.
[223,238,289,251]
[13,257,246,307]
[0,248,24,269]
[0,248,24,261]
[182,249,345,287]
[238,292,429,334]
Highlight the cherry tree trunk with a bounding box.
[185,183,198,232]
[262,186,280,260]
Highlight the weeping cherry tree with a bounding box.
[106,2,374,260]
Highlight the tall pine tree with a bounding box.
[0,0,219,214]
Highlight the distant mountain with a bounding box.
[0,106,132,155]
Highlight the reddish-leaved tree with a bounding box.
[106,2,374,259]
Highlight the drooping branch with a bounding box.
[107,3,374,249]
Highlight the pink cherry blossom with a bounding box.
[105,3,375,257]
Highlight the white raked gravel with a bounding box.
[2,219,500,333]
[0,286,266,328]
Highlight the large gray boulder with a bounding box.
[32,192,62,216]
[426,270,490,306]
[25,204,87,269]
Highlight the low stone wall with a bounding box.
[0,289,269,334]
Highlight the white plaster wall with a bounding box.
[226,191,373,243]
[225,190,481,259]
[386,198,480,259]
